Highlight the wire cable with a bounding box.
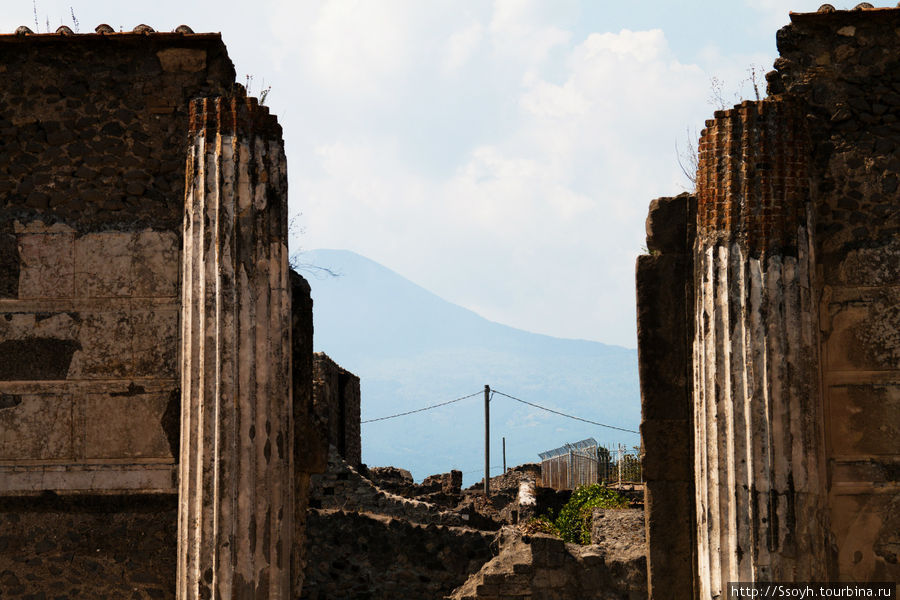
[361,390,483,423]
[491,389,639,434]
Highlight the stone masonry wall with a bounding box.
[0,270,316,600]
[0,26,316,599]
[0,495,177,599]
[312,352,362,468]
[291,271,324,594]
[771,8,900,583]
[301,509,494,600]
[0,28,236,495]
[309,447,468,527]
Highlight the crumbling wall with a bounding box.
[0,28,235,494]
[368,465,464,507]
[309,447,468,527]
[449,528,646,600]
[291,271,324,594]
[301,509,494,600]
[313,352,362,468]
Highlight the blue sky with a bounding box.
[5,0,832,347]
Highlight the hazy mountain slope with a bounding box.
[300,249,641,485]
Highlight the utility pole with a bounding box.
[484,384,490,496]
[618,443,624,486]
[502,437,506,474]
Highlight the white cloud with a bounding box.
[282,14,717,346]
[488,0,572,65]
[444,21,485,72]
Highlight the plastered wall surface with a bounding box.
[0,30,235,495]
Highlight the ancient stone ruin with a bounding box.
[0,24,316,599]
[4,4,898,600]
[638,5,900,598]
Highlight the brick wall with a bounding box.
[696,98,811,257]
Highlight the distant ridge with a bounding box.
[300,248,641,485]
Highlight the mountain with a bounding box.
[298,249,641,486]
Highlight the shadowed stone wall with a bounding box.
[313,352,362,469]
[0,495,177,599]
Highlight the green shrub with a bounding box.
[552,484,629,544]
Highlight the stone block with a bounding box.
[16,232,74,298]
[132,230,179,297]
[475,583,500,595]
[645,194,694,254]
[825,289,900,371]
[156,48,207,72]
[644,480,694,600]
[132,308,178,377]
[828,384,900,456]
[831,458,900,485]
[79,391,173,459]
[0,393,72,460]
[635,253,692,422]
[69,311,133,378]
[528,535,566,568]
[830,492,900,583]
[75,233,133,298]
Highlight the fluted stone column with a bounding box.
[177,94,292,600]
[693,99,826,597]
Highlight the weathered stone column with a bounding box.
[693,99,826,596]
[177,93,292,599]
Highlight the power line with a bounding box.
[491,389,639,434]
[361,390,483,423]
[462,466,504,475]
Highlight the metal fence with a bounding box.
[538,439,642,491]
[598,443,642,486]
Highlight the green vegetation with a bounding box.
[530,484,630,545]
